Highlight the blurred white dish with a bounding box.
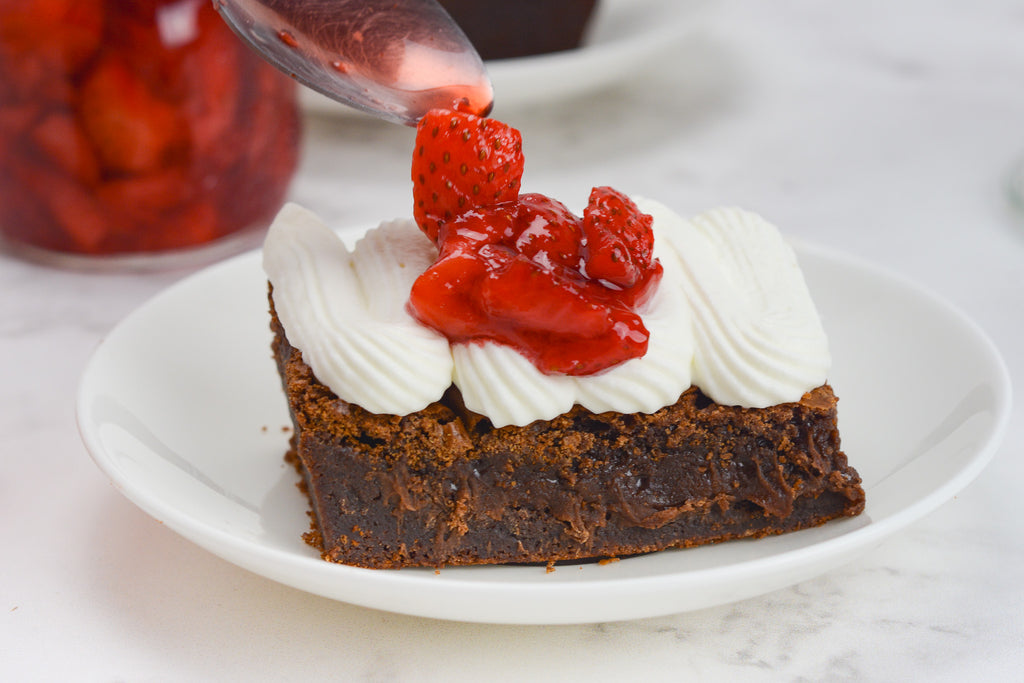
[78,230,1011,624]
[300,0,707,117]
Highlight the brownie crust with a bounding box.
[270,290,865,569]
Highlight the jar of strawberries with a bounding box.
[0,0,300,264]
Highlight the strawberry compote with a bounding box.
[407,110,662,376]
[0,0,299,258]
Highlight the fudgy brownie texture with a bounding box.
[437,0,598,60]
[270,289,865,569]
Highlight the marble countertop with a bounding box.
[4,0,1022,680]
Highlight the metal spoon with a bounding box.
[213,0,493,125]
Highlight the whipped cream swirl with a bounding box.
[640,200,830,408]
[263,204,452,415]
[263,200,829,426]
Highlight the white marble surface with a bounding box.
[3,0,1023,679]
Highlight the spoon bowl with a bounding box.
[214,0,493,125]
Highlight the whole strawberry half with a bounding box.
[411,109,524,243]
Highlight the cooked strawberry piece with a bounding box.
[509,194,583,273]
[150,201,220,251]
[0,162,70,251]
[581,186,657,289]
[78,57,184,174]
[97,168,191,219]
[436,208,512,259]
[409,251,492,339]
[0,103,41,155]
[29,162,117,253]
[177,5,246,162]
[30,112,101,183]
[0,0,104,76]
[479,256,612,337]
[411,109,524,242]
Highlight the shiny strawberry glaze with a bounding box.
[408,110,662,376]
[409,188,663,376]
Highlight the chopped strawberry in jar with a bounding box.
[0,0,300,257]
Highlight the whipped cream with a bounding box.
[639,200,830,409]
[263,204,452,415]
[263,200,829,426]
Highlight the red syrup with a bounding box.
[407,110,662,376]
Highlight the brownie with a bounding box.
[270,289,865,569]
[438,0,598,60]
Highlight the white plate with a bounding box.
[78,233,1011,625]
[300,0,707,117]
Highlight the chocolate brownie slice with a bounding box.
[270,290,865,569]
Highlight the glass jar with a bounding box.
[0,0,300,264]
